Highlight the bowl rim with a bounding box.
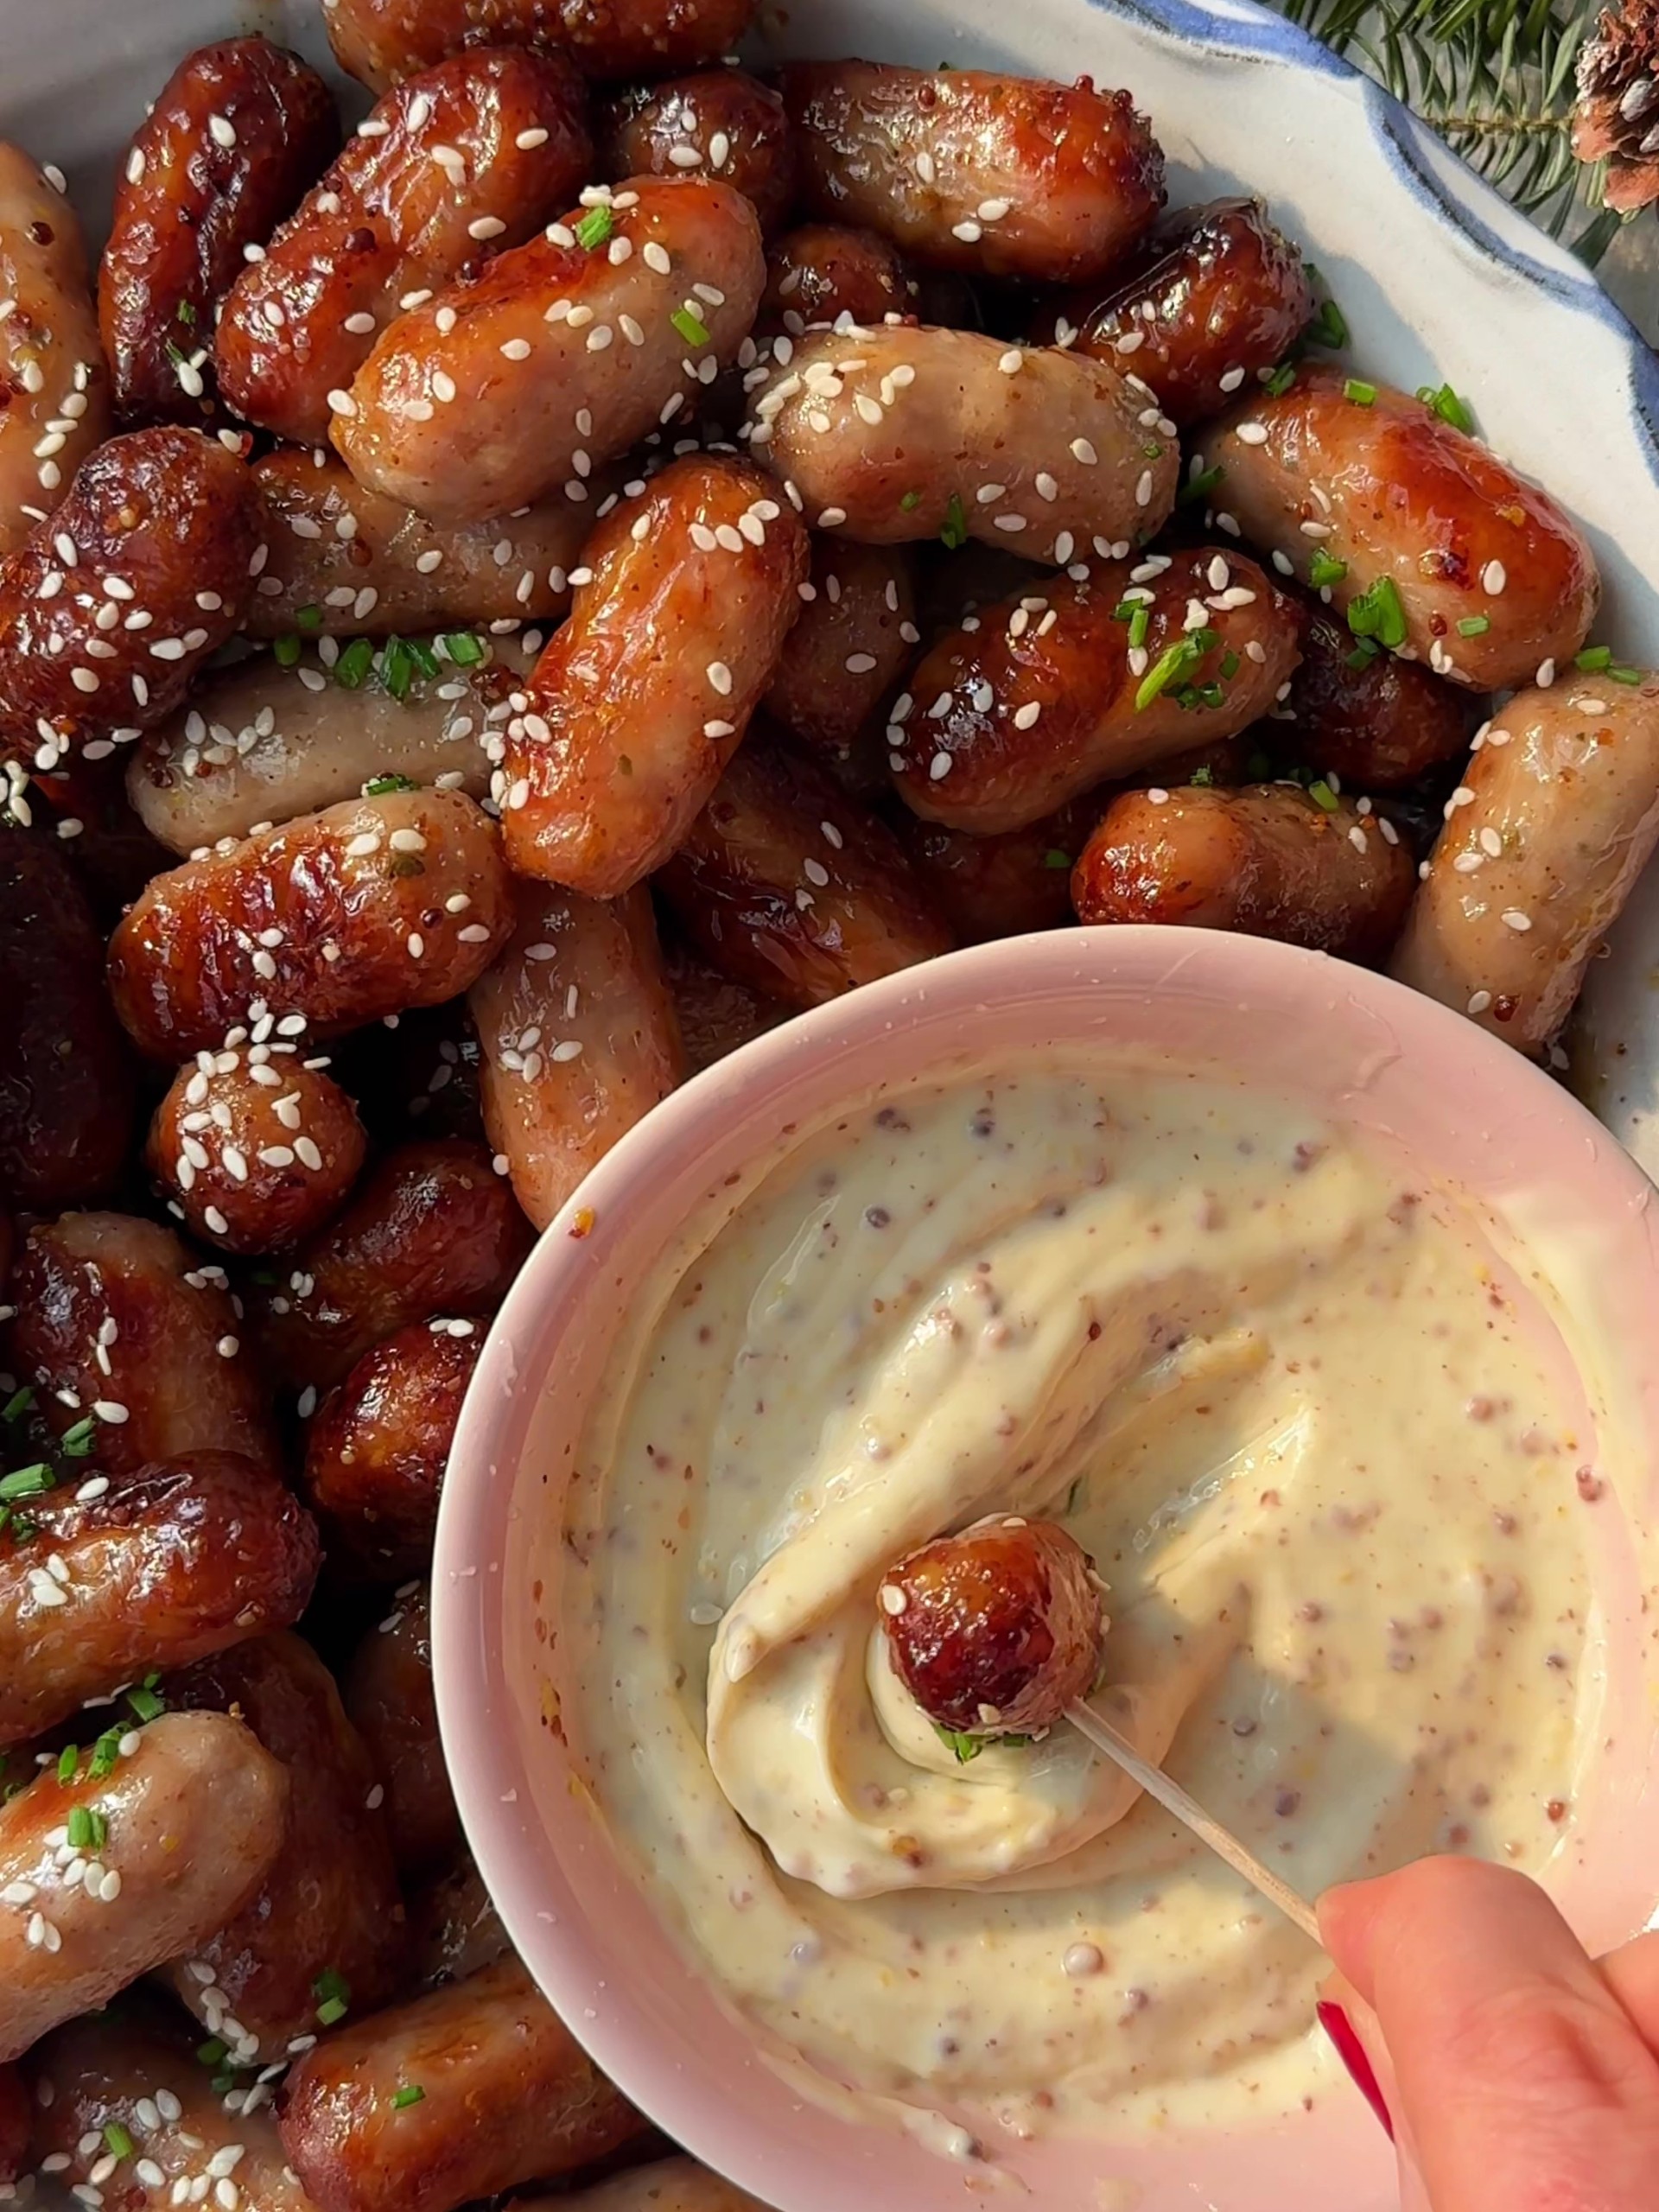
[434,925,1659,2212]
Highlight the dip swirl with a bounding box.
[568,1063,1594,2142]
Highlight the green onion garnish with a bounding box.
[0,1465,52,1501]
[574,206,614,251]
[1264,362,1297,398]
[89,1728,124,1780]
[899,490,922,511]
[1308,549,1348,590]
[1457,615,1491,638]
[1574,645,1612,671]
[1417,383,1475,435]
[313,1967,352,2027]
[175,302,197,327]
[936,1726,983,1764]
[439,631,485,666]
[1128,604,1150,650]
[381,637,415,702]
[1043,849,1071,871]
[103,2124,134,2162]
[1343,378,1376,405]
[127,1683,164,1723]
[2,1387,35,1421]
[1307,297,1349,348]
[1308,779,1339,813]
[1345,639,1382,669]
[67,1805,107,1852]
[1611,664,1645,685]
[392,2086,425,2110]
[296,603,323,632]
[1188,762,1216,787]
[60,1416,96,1457]
[1345,575,1408,652]
[1177,464,1224,507]
[334,638,374,690]
[1135,630,1217,712]
[365,773,418,796]
[196,2039,227,2069]
[272,635,302,668]
[671,306,710,348]
[56,1745,78,1785]
[939,493,969,551]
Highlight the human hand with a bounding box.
[1319,1855,1659,2210]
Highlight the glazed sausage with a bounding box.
[894,794,1100,944]
[522,2158,769,2212]
[146,1051,368,1255]
[128,641,534,856]
[0,2063,23,2183]
[8,1212,279,1476]
[100,39,340,424]
[29,2009,323,2212]
[663,937,788,1072]
[1211,365,1599,690]
[658,740,954,1007]
[410,1859,509,1987]
[0,428,261,760]
[599,72,797,238]
[303,1322,482,1577]
[253,1139,531,1394]
[890,547,1300,834]
[1043,198,1312,429]
[0,145,110,557]
[761,222,911,336]
[334,177,766,526]
[747,326,1179,563]
[277,1955,644,2212]
[324,0,760,96]
[469,882,684,1229]
[342,1586,460,1876]
[499,456,807,892]
[0,1711,287,2061]
[217,48,593,448]
[0,833,137,1209]
[783,64,1163,284]
[1071,781,1415,961]
[1283,601,1474,789]
[158,1634,406,2060]
[248,449,598,638]
[107,787,514,1058]
[1392,674,1659,1052]
[764,540,917,776]
[334,1001,487,1147]
[0,1452,319,1748]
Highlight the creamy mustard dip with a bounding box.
[566,1062,1596,2148]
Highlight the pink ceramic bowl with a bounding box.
[433,928,1659,2212]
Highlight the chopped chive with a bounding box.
[1135,630,1217,712]
[211,2074,236,2094]
[936,1726,983,1764]
[296,603,323,632]
[103,2124,134,2162]
[1128,604,1150,650]
[439,631,485,666]
[1342,378,1376,405]
[316,1997,349,2027]
[671,306,710,348]
[1417,382,1475,435]
[7,1513,36,1543]
[1264,362,1297,398]
[1141,440,1164,459]
[1,1387,35,1421]
[1112,599,1139,621]
[392,2085,425,2110]
[60,1416,95,1456]
[196,2039,227,2068]
[126,1684,165,1723]
[314,1967,351,2025]
[574,206,613,251]
[1042,849,1071,871]
[406,637,441,680]
[1574,645,1612,671]
[1345,638,1382,669]
[90,1728,124,1780]
[1457,615,1491,638]
[365,773,418,796]
[381,637,415,702]
[1188,761,1216,786]
[272,635,302,668]
[1308,779,1339,813]
[1308,549,1348,590]
[67,1805,108,1851]
[334,638,374,690]
[1345,575,1408,652]
[1220,649,1241,680]
[0,1465,52,1501]
[175,302,197,327]
[899,489,922,511]
[1610,664,1644,685]
[56,1745,79,1785]
[1307,297,1349,348]
[1177,463,1224,507]
[940,492,969,551]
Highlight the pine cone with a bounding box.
[1574,1,1659,213]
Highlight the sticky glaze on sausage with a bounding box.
[107,786,514,1058]
[600,71,797,238]
[1281,601,1474,789]
[761,223,912,336]
[1071,781,1415,962]
[100,38,340,423]
[890,547,1300,835]
[342,1585,461,1876]
[499,455,807,893]
[1392,674,1659,1053]
[1210,365,1599,691]
[324,0,760,97]
[470,881,684,1229]
[764,540,916,777]
[783,64,1163,284]
[217,48,593,448]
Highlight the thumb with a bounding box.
[1319,1857,1659,2212]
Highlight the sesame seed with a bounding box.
[343,311,376,335]
[1014,702,1042,730]
[929,752,952,781]
[1467,989,1493,1014]
[500,338,531,360]
[516,125,550,149]
[432,371,457,403]
[1501,910,1532,932]
[468,216,506,241]
[644,240,672,275]
[951,219,983,244]
[1482,559,1507,594]
[817,507,847,528]
[587,325,613,352]
[327,389,357,416]
[1135,472,1153,507]
[668,144,702,168]
[999,349,1023,375]
[1235,423,1269,446]
[1219,365,1246,392]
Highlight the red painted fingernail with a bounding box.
[1318,1999,1394,2139]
